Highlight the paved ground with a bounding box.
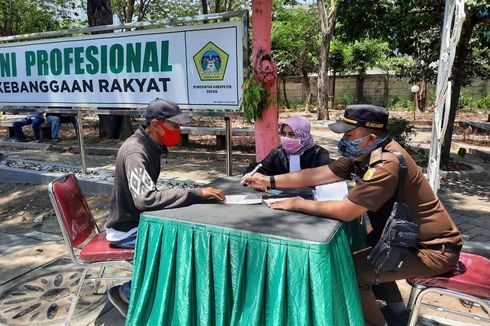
[0,120,488,325]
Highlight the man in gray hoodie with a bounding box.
[106,98,224,316]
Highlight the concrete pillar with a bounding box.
[252,0,279,162]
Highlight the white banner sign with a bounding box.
[0,21,243,109]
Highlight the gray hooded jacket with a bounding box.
[106,126,202,231]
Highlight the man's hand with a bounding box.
[267,197,304,211]
[241,173,270,191]
[201,187,225,201]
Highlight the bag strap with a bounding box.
[390,151,408,203]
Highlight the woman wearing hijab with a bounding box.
[244,115,331,176]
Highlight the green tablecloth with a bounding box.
[126,218,365,325]
[126,177,365,325]
[346,218,368,253]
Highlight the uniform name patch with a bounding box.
[363,167,377,181]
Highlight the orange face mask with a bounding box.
[156,121,181,147]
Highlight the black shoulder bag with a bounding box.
[367,152,419,273]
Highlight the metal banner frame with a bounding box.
[427,0,465,193]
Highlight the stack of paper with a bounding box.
[313,181,348,201]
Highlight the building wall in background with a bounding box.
[278,74,489,107]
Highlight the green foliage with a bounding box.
[335,92,357,108]
[474,93,490,110]
[0,0,58,36]
[329,41,349,72]
[0,0,85,36]
[393,55,438,85]
[416,148,430,164]
[113,0,201,23]
[427,89,436,108]
[274,50,298,76]
[204,0,244,13]
[240,74,272,124]
[387,118,413,147]
[457,91,490,110]
[272,5,320,76]
[111,0,130,22]
[387,96,413,111]
[347,38,391,75]
[143,1,200,21]
[279,100,308,111]
[55,0,85,29]
[458,90,473,109]
[336,0,490,86]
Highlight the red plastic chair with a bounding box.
[406,242,490,325]
[48,174,134,325]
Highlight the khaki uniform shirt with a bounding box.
[329,140,462,247]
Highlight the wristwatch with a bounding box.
[269,175,276,189]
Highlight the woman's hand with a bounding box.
[241,173,270,192]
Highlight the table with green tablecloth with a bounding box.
[126,177,366,325]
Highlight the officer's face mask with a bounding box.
[338,134,387,158]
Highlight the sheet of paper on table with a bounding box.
[313,181,349,201]
[224,194,263,205]
[267,189,283,195]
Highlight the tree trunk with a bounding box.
[282,75,290,110]
[356,73,364,103]
[201,0,208,14]
[441,12,473,168]
[126,0,135,23]
[301,67,311,112]
[316,0,337,120]
[99,115,121,138]
[331,69,336,110]
[119,118,134,140]
[383,72,389,108]
[417,81,428,112]
[120,116,135,138]
[317,36,329,120]
[87,0,133,140]
[87,0,113,27]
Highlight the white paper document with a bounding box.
[224,194,263,205]
[267,189,283,195]
[313,181,349,201]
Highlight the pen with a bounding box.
[240,163,262,184]
[249,163,263,177]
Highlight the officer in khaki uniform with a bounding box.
[243,105,462,326]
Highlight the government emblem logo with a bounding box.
[193,42,229,81]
